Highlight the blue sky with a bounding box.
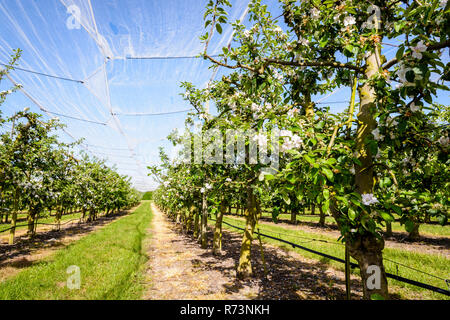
[0,0,448,191]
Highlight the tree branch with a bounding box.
[264,58,363,72]
[383,39,450,70]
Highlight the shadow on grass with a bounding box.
[167,220,403,300]
[226,213,450,251]
[0,211,129,268]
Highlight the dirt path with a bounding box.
[144,204,367,300]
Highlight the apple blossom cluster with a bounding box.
[361,193,379,206]
[280,131,303,153]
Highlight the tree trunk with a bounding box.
[385,222,392,237]
[193,206,200,239]
[347,235,388,300]
[27,211,36,237]
[351,48,389,300]
[186,205,194,233]
[213,202,226,255]
[200,192,208,249]
[408,223,420,240]
[237,188,258,279]
[311,203,315,215]
[318,204,326,227]
[290,209,296,224]
[8,192,19,245]
[56,205,62,231]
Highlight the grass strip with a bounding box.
[0,201,153,300]
[218,216,449,300]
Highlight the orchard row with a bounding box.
[152,0,449,300]
[0,50,140,244]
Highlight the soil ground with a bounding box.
[144,204,367,300]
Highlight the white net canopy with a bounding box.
[0,0,252,190]
[2,1,446,191]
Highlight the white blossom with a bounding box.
[294,53,303,63]
[439,0,447,8]
[251,103,263,114]
[343,16,356,27]
[281,134,302,152]
[243,30,251,40]
[253,133,268,148]
[410,102,421,112]
[361,193,379,206]
[375,149,382,159]
[396,63,410,83]
[200,187,205,193]
[411,40,427,60]
[273,70,283,82]
[310,8,320,19]
[287,107,299,117]
[371,128,384,141]
[438,136,449,147]
[225,178,232,182]
[298,37,309,46]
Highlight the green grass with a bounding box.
[0,201,153,300]
[230,208,450,237]
[218,216,450,300]
[0,211,83,234]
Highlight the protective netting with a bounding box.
[0,0,251,190]
[2,1,439,191]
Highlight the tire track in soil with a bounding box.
[144,204,366,300]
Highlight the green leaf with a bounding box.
[370,293,385,300]
[379,211,394,223]
[348,207,357,221]
[281,191,291,205]
[405,220,415,233]
[323,188,330,200]
[395,46,404,61]
[304,154,315,165]
[286,173,296,184]
[216,24,223,34]
[322,167,334,182]
[390,205,402,215]
[438,215,448,226]
[322,199,330,213]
